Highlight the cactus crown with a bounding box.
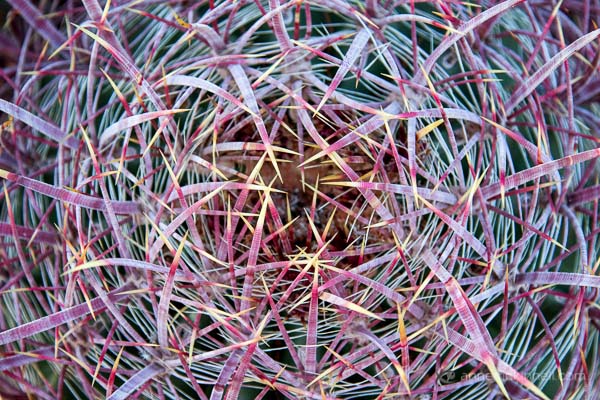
[0,0,599,399]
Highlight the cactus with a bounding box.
[1,0,599,399]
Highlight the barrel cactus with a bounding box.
[1,0,599,399]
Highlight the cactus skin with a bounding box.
[0,0,599,399]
